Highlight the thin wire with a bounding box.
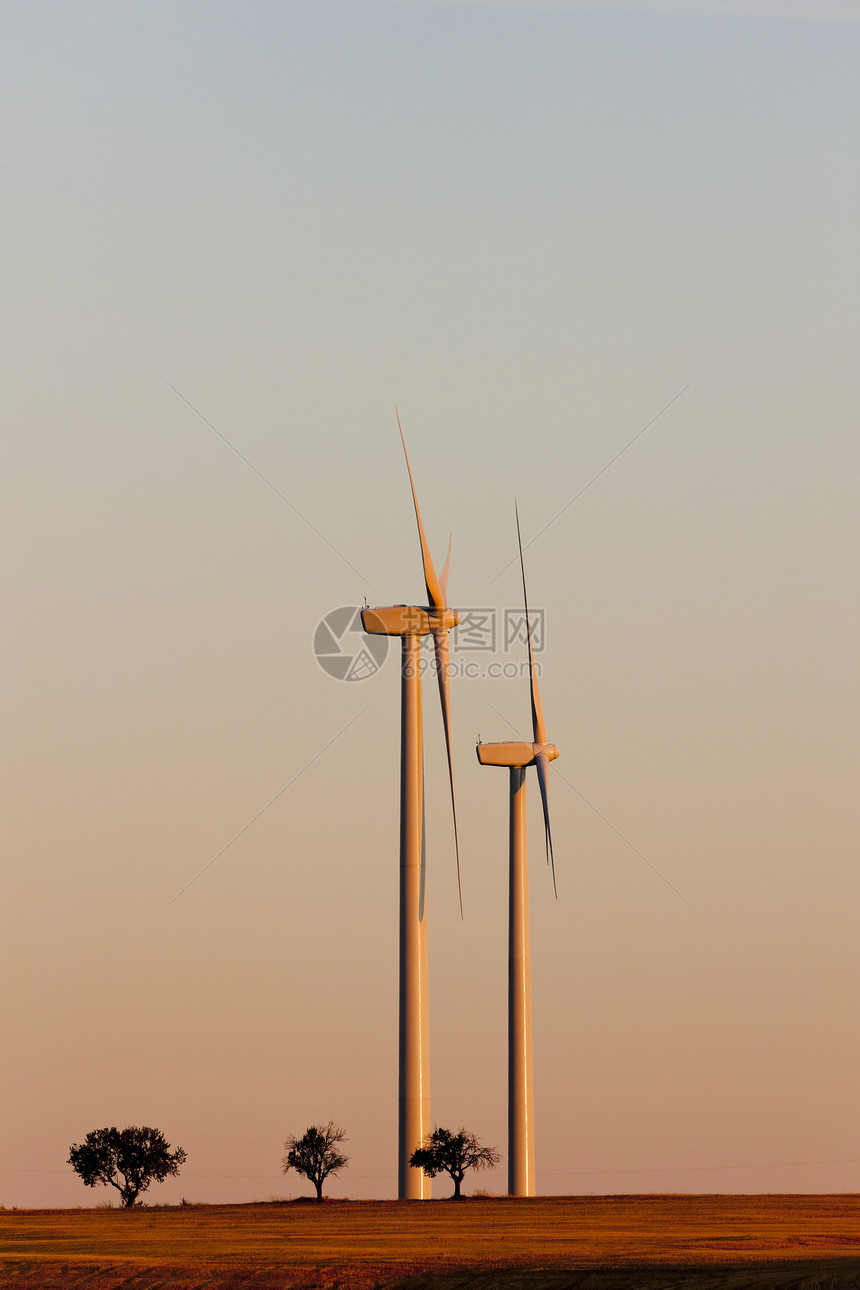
[551,761,695,912]
[484,376,697,589]
[162,377,372,586]
[542,1156,860,1177]
[481,696,694,911]
[6,1156,860,1179]
[161,700,375,912]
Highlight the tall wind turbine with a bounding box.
[361,414,460,1200]
[476,507,559,1197]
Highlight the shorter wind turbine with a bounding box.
[476,507,559,1198]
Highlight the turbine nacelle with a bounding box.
[476,740,560,769]
[361,605,460,637]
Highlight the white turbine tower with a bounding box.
[361,414,461,1200]
[476,506,558,1197]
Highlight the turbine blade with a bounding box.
[515,503,547,745]
[433,629,463,917]
[534,752,557,898]
[397,409,445,611]
[439,533,452,606]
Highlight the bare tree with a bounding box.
[67,1126,187,1207]
[282,1122,349,1201]
[409,1126,500,1198]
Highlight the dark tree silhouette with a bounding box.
[282,1122,349,1201]
[67,1126,187,1207]
[409,1126,500,1198]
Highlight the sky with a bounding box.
[2,0,859,1207]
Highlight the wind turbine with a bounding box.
[361,413,461,1200]
[476,506,559,1197]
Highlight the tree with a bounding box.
[282,1122,349,1201]
[410,1126,500,1199]
[67,1125,187,1208]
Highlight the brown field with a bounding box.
[2,1195,860,1290]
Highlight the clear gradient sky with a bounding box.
[2,0,859,1207]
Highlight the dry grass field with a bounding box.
[2,1195,860,1289]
